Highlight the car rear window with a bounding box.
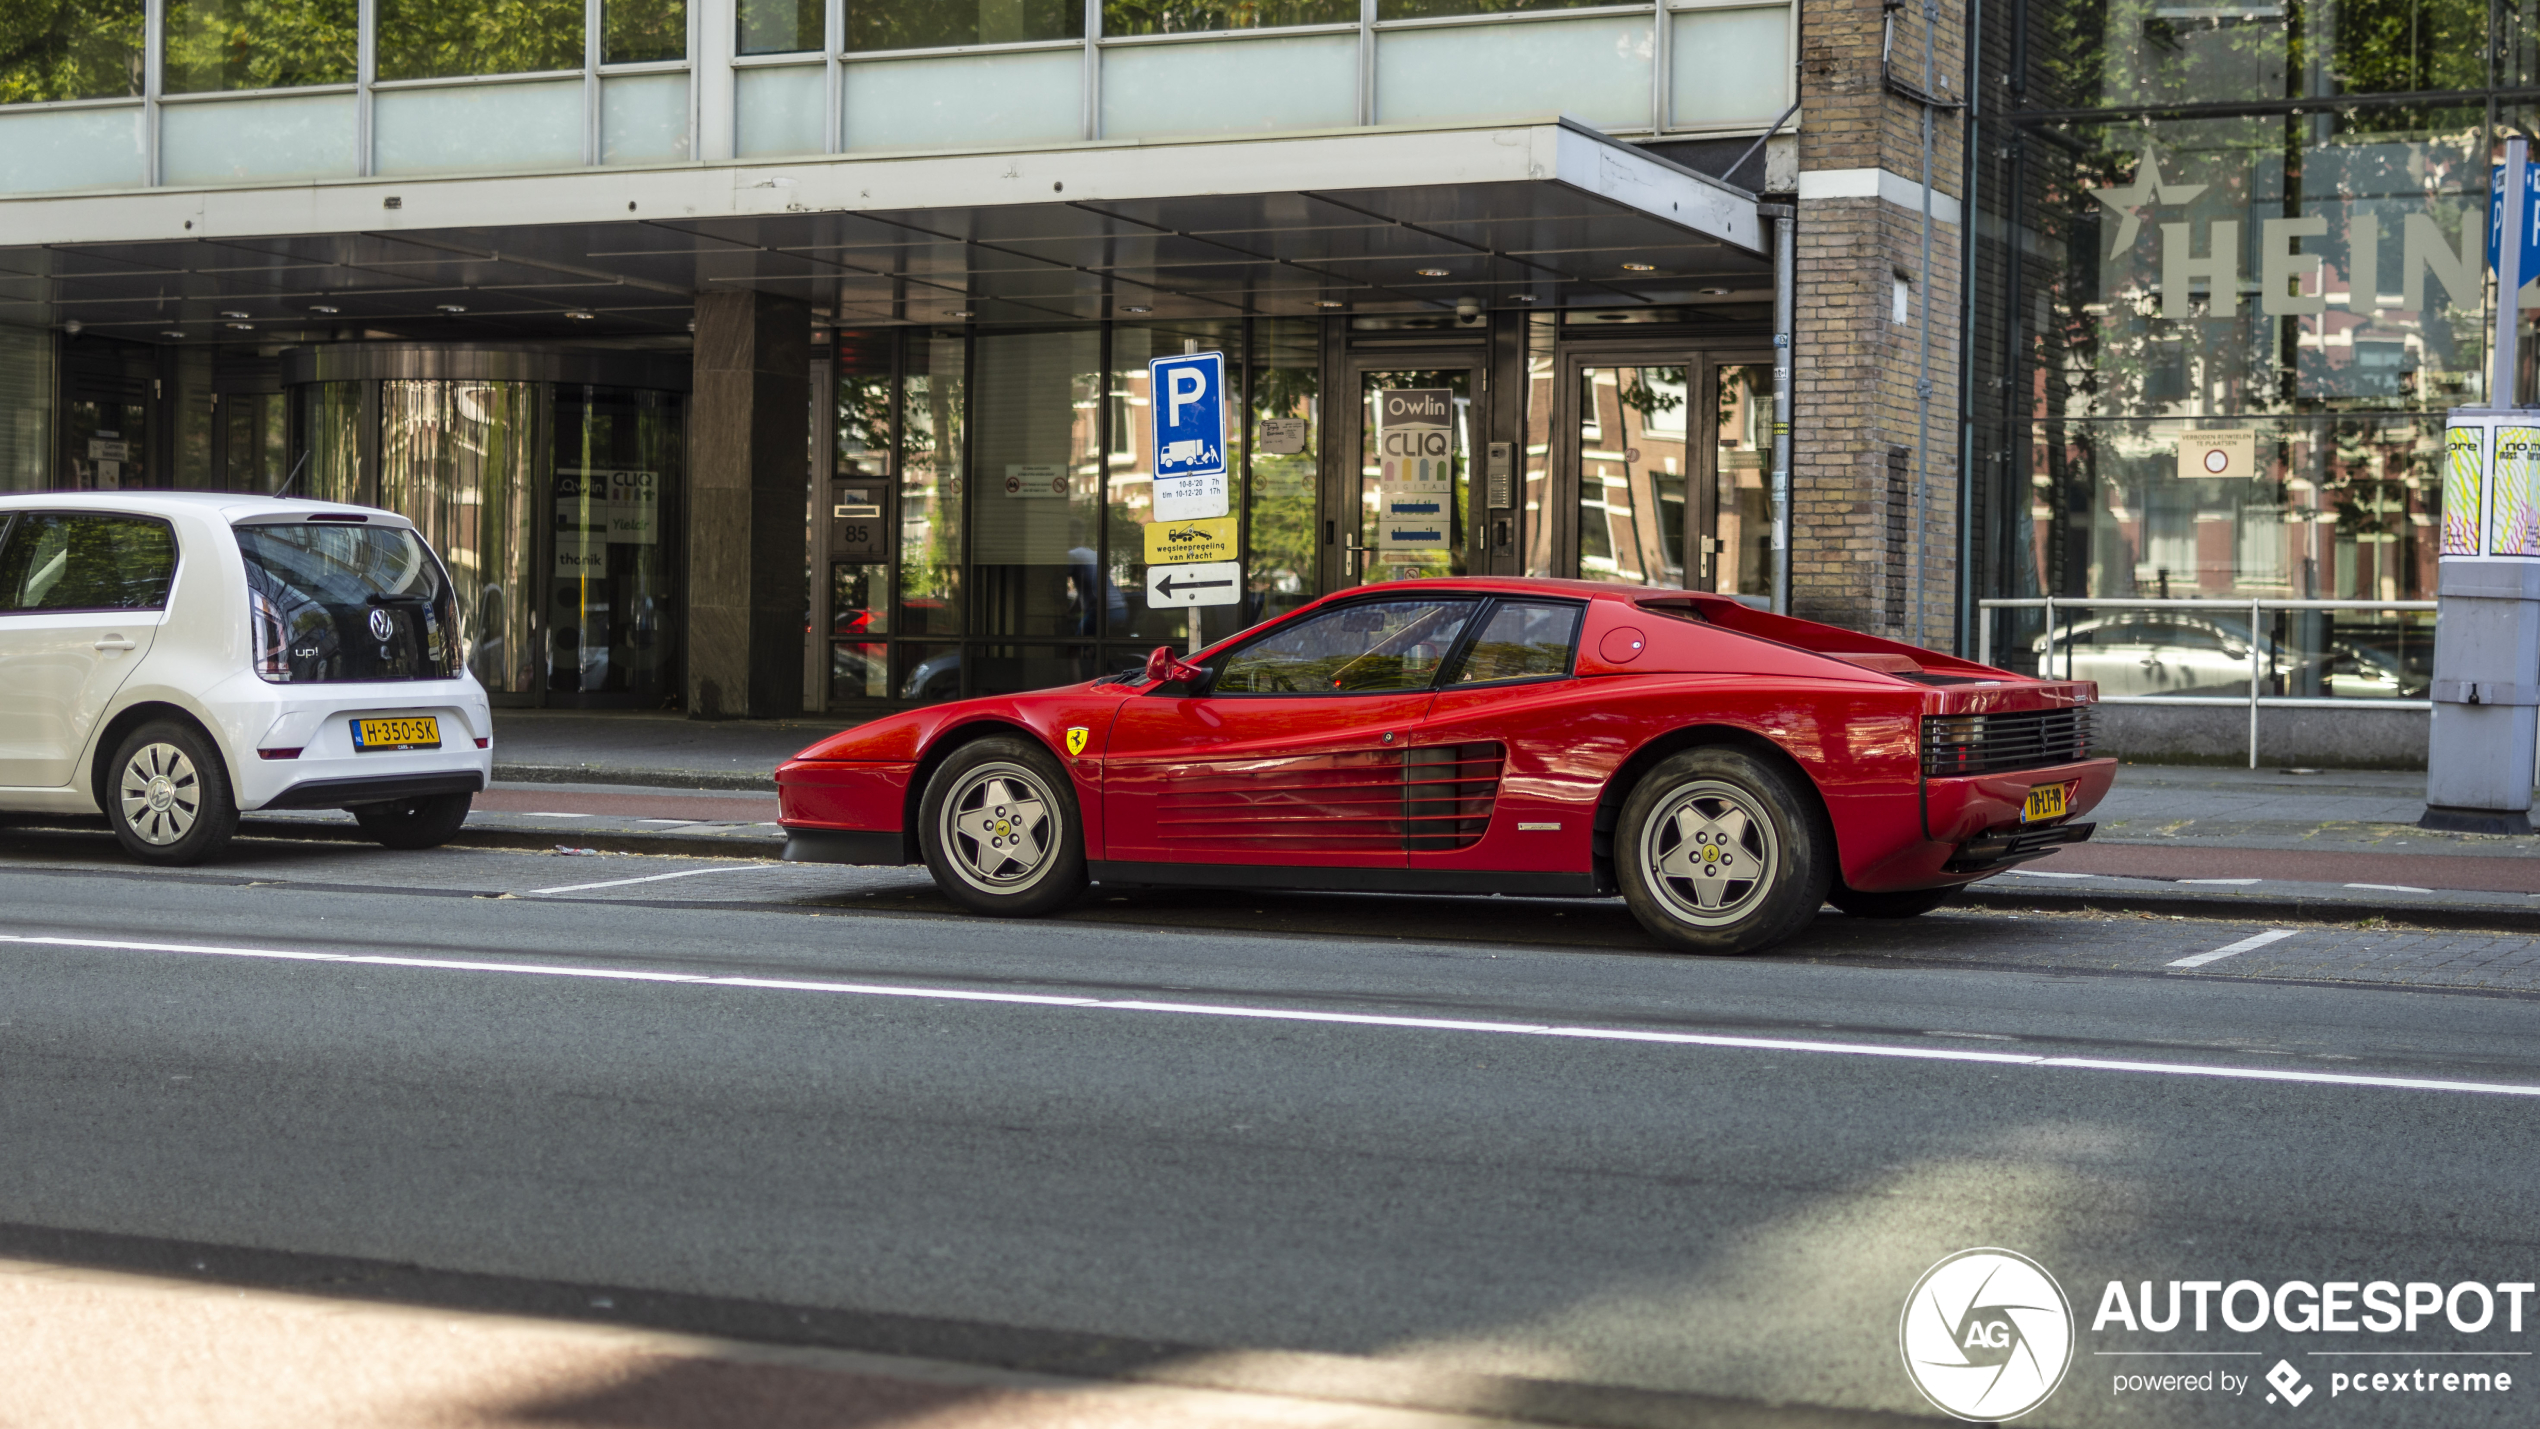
[0,513,178,612]
[1449,601,1581,684]
[237,522,461,683]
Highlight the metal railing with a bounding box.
[1977,596,2438,769]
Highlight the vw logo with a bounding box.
[1899,1248,2073,1422]
[368,608,395,641]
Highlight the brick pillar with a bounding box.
[686,290,809,718]
[1791,0,1965,646]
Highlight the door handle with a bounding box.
[93,637,136,651]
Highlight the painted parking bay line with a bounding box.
[526,864,772,896]
[2170,928,2299,969]
[5,932,2539,1102]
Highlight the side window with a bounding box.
[1449,601,1582,685]
[1213,598,1476,694]
[0,514,178,613]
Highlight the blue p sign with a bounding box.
[1149,351,1226,481]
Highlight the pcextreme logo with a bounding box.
[1900,1248,2077,1422]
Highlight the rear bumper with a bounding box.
[261,770,484,809]
[1945,819,2095,873]
[1842,757,2117,893]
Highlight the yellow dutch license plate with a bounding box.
[2022,781,2074,824]
[351,715,441,753]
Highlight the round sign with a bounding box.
[1004,474,1021,495]
[1898,1248,2073,1422]
[1626,446,1642,462]
[2202,447,2230,474]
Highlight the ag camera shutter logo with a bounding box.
[1900,1248,2075,1421]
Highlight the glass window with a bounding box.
[1103,1,1356,34]
[2025,0,2484,109]
[0,0,143,104]
[897,331,964,639]
[738,0,821,55]
[971,327,1103,641]
[1577,364,1686,588]
[551,386,681,704]
[846,0,1084,52]
[0,513,175,611]
[1361,370,1470,584]
[162,0,355,93]
[1248,317,1320,631]
[1214,597,1476,694]
[1111,319,1242,648]
[237,522,460,683]
[1713,362,1771,598]
[375,0,582,81]
[1669,5,1785,125]
[605,0,686,63]
[1378,0,1609,15]
[1450,600,1579,683]
[378,379,537,693]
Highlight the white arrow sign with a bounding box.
[1145,559,1242,608]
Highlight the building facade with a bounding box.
[0,0,1984,717]
[1964,0,2521,708]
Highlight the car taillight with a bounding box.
[249,586,293,683]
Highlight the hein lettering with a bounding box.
[2090,145,2485,319]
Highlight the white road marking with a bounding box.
[2002,869,2094,879]
[2345,883,2433,894]
[524,864,769,896]
[5,931,2536,1102]
[2170,928,2299,968]
[516,812,593,819]
[2178,878,2262,886]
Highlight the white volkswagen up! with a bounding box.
[0,492,494,866]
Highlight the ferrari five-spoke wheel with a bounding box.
[1617,746,1829,956]
[106,720,238,867]
[919,736,1086,917]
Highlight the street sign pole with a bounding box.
[2425,135,2540,833]
[1147,345,1235,652]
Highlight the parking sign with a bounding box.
[1149,350,1228,521]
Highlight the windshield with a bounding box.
[237,522,461,684]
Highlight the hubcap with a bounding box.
[1639,778,1779,926]
[118,743,200,846]
[940,762,1058,894]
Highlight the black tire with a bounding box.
[1615,745,1831,955]
[352,792,474,850]
[917,735,1087,917]
[1828,884,1962,919]
[105,719,239,867]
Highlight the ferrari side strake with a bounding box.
[775,577,2113,955]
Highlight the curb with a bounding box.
[1961,884,2540,935]
[492,763,776,792]
[248,819,788,862]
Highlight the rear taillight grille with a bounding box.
[1922,708,2094,778]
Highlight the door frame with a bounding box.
[1545,341,1774,592]
[1331,345,1489,591]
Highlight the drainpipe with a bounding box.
[1763,201,1796,615]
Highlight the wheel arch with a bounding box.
[1591,723,1838,893]
[902,717,1062,862]
[90,700,224,816]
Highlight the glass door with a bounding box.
[1348,362,1479,587]
[1523,349,1775,594]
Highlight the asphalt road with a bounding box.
[4,830,2538,1427]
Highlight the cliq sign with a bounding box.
[2440,414,2540,557]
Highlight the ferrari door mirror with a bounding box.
[1144,645,1205,686]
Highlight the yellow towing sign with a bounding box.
[1143,514,1237,566]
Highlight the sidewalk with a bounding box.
[222,712,2540,932]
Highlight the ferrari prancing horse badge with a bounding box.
[1064,726,1091,757]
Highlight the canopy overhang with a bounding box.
[0,116,1770,344]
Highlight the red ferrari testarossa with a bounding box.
[777,578,2111,954]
